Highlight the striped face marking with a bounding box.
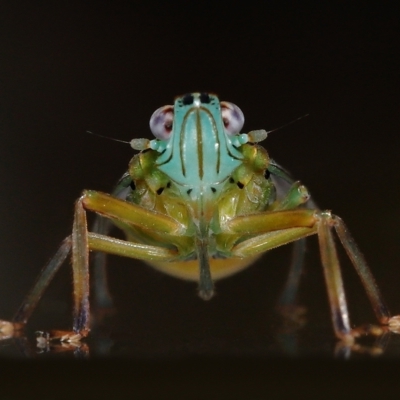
[150,93,245,199]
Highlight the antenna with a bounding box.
[266,114,309,135]
[247,114,309,143]
[85,130,131,145]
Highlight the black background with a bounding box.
[0,2,400,398]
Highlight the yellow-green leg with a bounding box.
[13,190,185,337]
[72,190,186,335]
[317,212,351,339]
[225,208,394,340]
[332,215,390,324]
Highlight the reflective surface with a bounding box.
[0,3,399,397]
[2,247,400,359]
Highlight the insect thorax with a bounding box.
[128,143,274,238]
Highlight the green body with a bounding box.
[123,94,276,284]
[9,92,395,343]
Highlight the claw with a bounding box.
[49,330,84,344]
[36,331,51,352]
[350,324,386,339]
[336,340,384,357]
[276,304,307,331]
[60,333,83,343]
[36,330,84,344]
[0,320,24,340]
[388,315,400,333]
[0,320,14,339]
[36,330,88,354]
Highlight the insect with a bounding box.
[1,92,399,345]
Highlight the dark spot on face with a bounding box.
[182,94,194,105]
[229,177,235,183]
[166,182,171,188]
[264,169,271,179]
[187,189,192,195]
[130,181,136,190]
[160,149,166,155]
[200,93,211,103]
[211,187,216,193]
[156,187,164,195]
[237,182,244,189]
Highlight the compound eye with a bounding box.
[220,101,244,136]
[149,105,174,140]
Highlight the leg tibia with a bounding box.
[317,212,352,339]
[72,198,90,335]
[332,215,390,323]
[232,227,316,258]
[88,233,178,261]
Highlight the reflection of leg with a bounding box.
[274,240,308,357]
[92,216,114,309]
[92,251,113,309]
[277,238,306,308]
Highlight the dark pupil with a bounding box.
[182,94,194,105]
[200,93,211,103]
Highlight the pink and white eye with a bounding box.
[149,105,174,140]
[220,101,245,136]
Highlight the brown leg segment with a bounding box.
[333,215,391,324]
[227,207,396,341]
[72,197,90,336]
[317,212,352,340]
